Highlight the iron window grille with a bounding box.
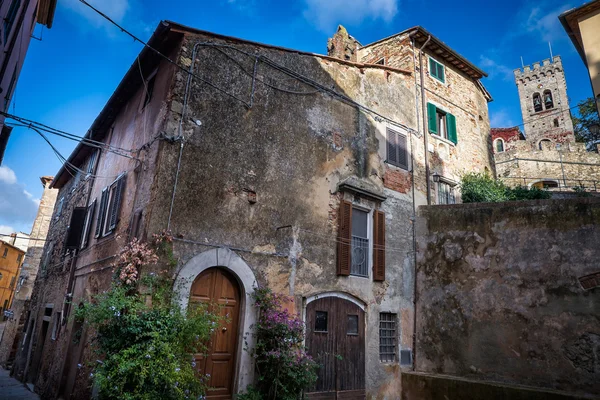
[379,312,397,363]
[437,181,456,205]
[350,208,369,277]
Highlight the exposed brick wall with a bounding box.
[383,168,412,193]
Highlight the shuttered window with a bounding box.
[429,57,445,83]
[386,128,409,170]
[65,208,87,251]
[336,201,386,281]
[95,189,109,238]
[106,174,126,234]
[80,200,96,249]
[427,103,457,145]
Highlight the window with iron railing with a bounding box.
[351,208,369,277]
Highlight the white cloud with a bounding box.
[520,2,572,43]
[479,56,514,82]
[0,165,17,184]
[61,0,130,34]
[0,225,15,235]
[303,0,399,32]
[490,109,516,128]
[0,166,39,234]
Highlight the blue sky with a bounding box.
[0,0,592,235]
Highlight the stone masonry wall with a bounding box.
[0,176,57,367]
[415,198,600,396]
[357,33,494,198]
[495,141,600,189]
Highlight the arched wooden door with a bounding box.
[190,268,241,400]
[305,296,366,399]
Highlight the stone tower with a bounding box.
[513,56,575,147]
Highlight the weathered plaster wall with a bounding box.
[495,141,600,189]
[415,198,600,396]
[146,32,422,398]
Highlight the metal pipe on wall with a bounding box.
[418,35,432,205]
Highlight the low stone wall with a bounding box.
[415,198,600,397]
[401,372,593,400]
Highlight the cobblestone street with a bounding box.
[0,368,39,400]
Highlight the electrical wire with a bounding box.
[1,111,136,155]
[76,0,417,134]
[0,233,48,241]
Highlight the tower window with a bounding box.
[495,138,504,153]
[539,139,552,150]
[532,93,543,112]
[544,90,554,110]
[553,118,559,128]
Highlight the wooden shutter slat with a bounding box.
[397,132,408,169]
[81,200,96,249]
[386,129,397,164]
[373,210,386,282]
[447,113,457,144]
[337,200,352,276]
[109,174,126,231]
[427,103,437,134]
[95,189,109,238]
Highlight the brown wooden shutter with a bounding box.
[373,210,386,281]
[95,189,109,238]
[336,200,352,276]
[108,174,126,232]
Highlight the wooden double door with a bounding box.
[190,268,241,400]
[305,296,366,400]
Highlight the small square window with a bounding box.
[429,57,445,83]
[315,311,328,332]
[347,314,358,335]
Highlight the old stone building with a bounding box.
[12,21,492,399]
[492,56,600,191]
[0,176,57,369]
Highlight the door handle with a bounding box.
[222,327,227,332]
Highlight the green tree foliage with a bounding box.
[572,97,600,149]
[460,172,551,203]
[76,238,219,400]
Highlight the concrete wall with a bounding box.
[401,372,592,400]
[579,7,600,116]
[415,198,600,396]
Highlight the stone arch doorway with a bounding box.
[191,268,241,399]
[174,248,258,396]
[304,292,366,399]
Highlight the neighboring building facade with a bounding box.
[560,0,600,118]
[0,0,57,165]
[0,176,57,369]
[13,22,492,400]
[492,56,600,191]
[0,238,26,317]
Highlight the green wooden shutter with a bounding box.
[429,58,436,79]
[438,63,445,83]
[447,113,457,144]
[427,103,437,134]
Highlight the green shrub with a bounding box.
[460,172,551,203]
[460,172,508,203]
[76,237,219,400]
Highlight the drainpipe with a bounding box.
[167,42,201,231]
[418,35,432,205]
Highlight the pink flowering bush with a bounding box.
[242,288,318,400]
[112,238,159,286]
